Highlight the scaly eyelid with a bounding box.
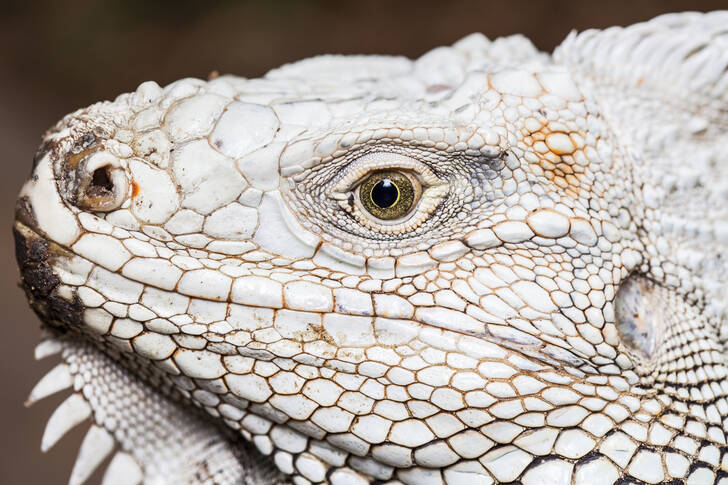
[329,151,451,234]
[330,152,444,200]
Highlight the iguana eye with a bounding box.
[331,152,449,235]
[358,170,418,220]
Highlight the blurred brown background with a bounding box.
[1,0,725,483]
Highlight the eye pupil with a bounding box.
[371,179,399,208]
[359,170,416,220]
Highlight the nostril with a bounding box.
[62,150,129,212]
[89,166,114,197]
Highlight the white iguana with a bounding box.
[14,11,728,485]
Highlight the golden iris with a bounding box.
[359,171,415,220]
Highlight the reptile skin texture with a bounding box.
[13,11,728,485]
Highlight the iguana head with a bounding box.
[15,15,728,485]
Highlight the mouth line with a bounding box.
[15,220,584,372]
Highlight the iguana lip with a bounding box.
[13,219,583,370]
[15,209,591,379]
[14,221,84,331]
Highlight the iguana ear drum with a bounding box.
[614,275,662,361]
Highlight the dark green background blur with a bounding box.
[1,1,725,483]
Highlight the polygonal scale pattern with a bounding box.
[16,10,728,485]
